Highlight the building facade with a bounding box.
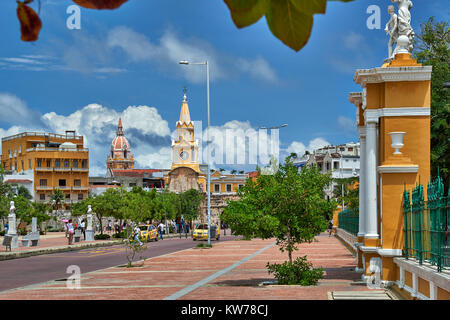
[1,131,89,206]
[107,118,135,170]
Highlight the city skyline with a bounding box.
[0,0,448,175]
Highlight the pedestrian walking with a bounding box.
[158,222,165,240]
[80,219,86,240]
[67,219,74,245]
[328,219,334,237]
[133,225,143,245]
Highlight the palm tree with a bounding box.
[231,169,237,175]
[50,189,64,218]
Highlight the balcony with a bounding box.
[26,147,88,153]
[54,168,72,172]
[56,186,72,191]
[71,168,89,172]
[36,186,53,191]
[2,132,83,143]
[35,167,53,172]
[72,186,89,191]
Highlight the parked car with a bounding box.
[138,224,158,242]
[193,223,220,241]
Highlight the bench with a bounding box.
[21,232,40,247]
[74,229,82,243]
[3,235,12,252]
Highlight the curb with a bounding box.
[0,240,122,261]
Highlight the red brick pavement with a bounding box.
[0,233,382,300]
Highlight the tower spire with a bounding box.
[117,117,124,136]
[179,88,191,124]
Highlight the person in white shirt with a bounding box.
[133,225,143,245]
[158,222,165,240]
[67,220,74,245]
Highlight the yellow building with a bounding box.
[1,131,89,207]
[166,92,248,194]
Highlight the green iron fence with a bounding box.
[338,209,358,236]
[403,175,449,272]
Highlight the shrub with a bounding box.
[195,243,213,249]
[0,231,4,236]
[113,233,124,239]
[266,256,324,286]
[94,234,111,240]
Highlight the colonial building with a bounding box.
[106,118,135,170]
[1,131,89,206]
[164,92,248,224]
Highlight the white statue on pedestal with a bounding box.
[86,205,93,231]
[385,5,399,59]
[7,201,16,235]
[387,0,414,57]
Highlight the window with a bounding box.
[65,193,70,199]
[37,159,42,168]
[73,160,78,168]
[46,160,51,168]
[214,184,220,193]
[82,160,87,168]
[40,179,47,187]
[21,160,24,170]
[348,147,353,152]
[28,159,31,169]
[238,184,244,190]
[59,179,66,187]
[226,184,232,193]
[74,179,81,187]
[334,162,339,170]
[64,160,69,168]
[40,194,45,201]
[55,160,60,168]
[78,194,83,200]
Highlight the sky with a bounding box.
[0,0,448,175]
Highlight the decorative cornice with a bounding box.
[364,107,431,125]
[376,248,403,257]
[354,66,432,87]
[348,92,363,107]
[378,165,419,174]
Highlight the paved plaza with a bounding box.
[0,233,392,300]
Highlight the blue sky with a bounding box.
[0,0,448,175]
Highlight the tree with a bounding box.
[231,169,237,175]
[222,157,337,266]
[180,189,203,226]
[50,189,65,217]
[414,17,450,185]
[17,186,32,200]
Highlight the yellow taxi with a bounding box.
[193,223,220,241]
[138,224,158,242]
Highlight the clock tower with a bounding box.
[171,91,200,172]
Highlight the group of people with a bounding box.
[63,219,86,245]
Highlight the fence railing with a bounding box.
[403,175,449,272]
[338,208,358,236]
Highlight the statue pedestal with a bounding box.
[7,234,19,249]
[85,230,95,242]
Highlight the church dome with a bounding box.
[108,118,134,163]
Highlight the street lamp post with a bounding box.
[179,60,212,246]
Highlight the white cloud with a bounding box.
[286,137,330,156]
[337,115,356,131]
[107,26,279,84]
[0,93,44,127]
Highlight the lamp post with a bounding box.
[179,60,212,246]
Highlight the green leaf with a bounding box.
[289,0,327,15]
[223,0,354,51]
[224,0,268,28]
[265,0,314,52]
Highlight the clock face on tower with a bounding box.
[179,151,189,161]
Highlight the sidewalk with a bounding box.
[0,233,391,300]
